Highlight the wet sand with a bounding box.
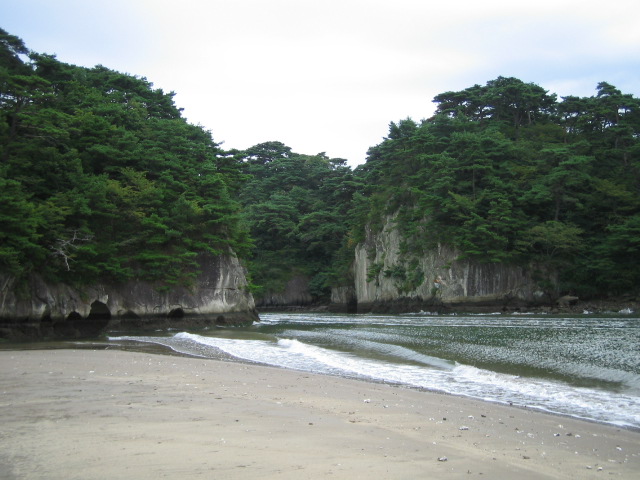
[0,349,638,479]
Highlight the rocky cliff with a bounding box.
[345,217,551,313]
[0,253,259,340]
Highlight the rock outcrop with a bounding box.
[343,217,552,313]
[0,253,259,340]
[255,275,314,309]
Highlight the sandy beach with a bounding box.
[0,349,638,479]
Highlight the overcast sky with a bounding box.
[3,0,639,166]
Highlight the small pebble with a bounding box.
[438,456,448,462]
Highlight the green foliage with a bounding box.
[0,31,249,286]
[380,260,425,294]
[354,77,640,298]
[383,264,406,280]
[366,262,384,284]
[520,221,584,260]
[403,263,425,293]
[238,144,358,300]
[2,29,638,302]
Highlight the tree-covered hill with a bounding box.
[354,77,640,297]
[1,29,250,288]
[2,28,638,302]
[235,141,359,301]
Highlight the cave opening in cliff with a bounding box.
[88,301,111,321]
[54,311,83,337]
[66,311,83,322]
[119,310,140,320]
[168,308,184,318]
[346,297,357,314]
[75,301,112,337]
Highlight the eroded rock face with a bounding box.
[0,254,258,339]
[346,217,552,313]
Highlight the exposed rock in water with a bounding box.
[0,254,258,340]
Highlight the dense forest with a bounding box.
[357,77,640,297]
[235,141,358,300]
[0,29,250,289]
[2,29,639,301]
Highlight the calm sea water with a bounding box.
[109,311,640,428]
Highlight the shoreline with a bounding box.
[111,341,640,432]
[4,338,640,432]
[1,349,638,479]
[261,298,639,316]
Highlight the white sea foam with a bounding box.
[109,312,640,429]
[143,331,640,428]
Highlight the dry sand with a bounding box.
[0,349,638,479]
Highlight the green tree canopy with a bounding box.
[237,144,358,300]
[2,30,638,302]
[0,32,249,286]
[354,77,640,297]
